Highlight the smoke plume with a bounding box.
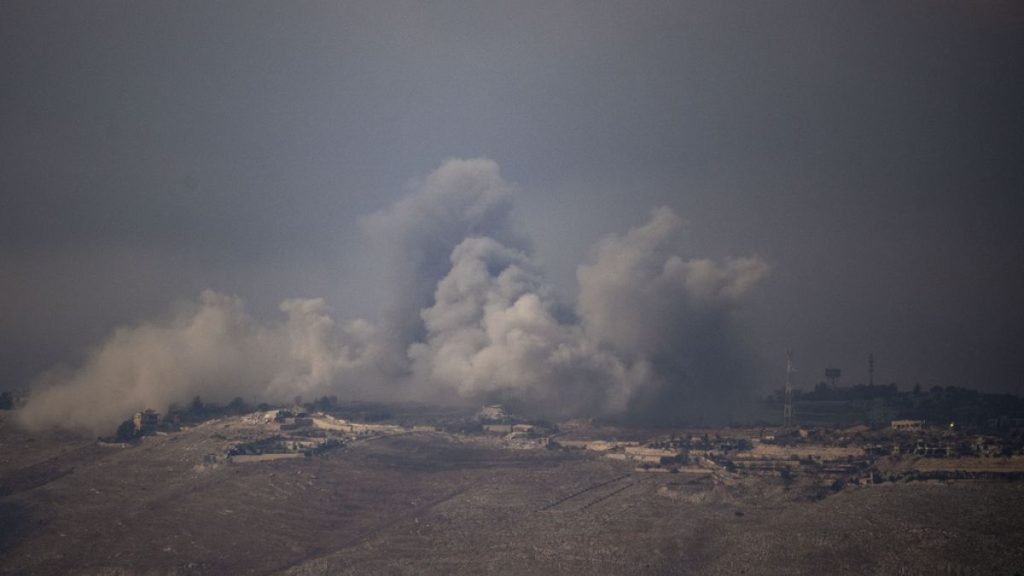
[362,158,525,356]
[577,207,769,423]
[18,158,768,433]
[408,235,645,417]
[17,291,384,434]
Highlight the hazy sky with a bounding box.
[3,1,1023,400]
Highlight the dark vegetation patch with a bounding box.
[0,502,31,552]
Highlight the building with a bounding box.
[133,410,159,435]
[891,419,924,431]
[624,446,680,463]
[477,404,508,421]
[280,417,314,431]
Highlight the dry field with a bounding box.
[2,412,1023,575]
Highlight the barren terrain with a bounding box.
[2,412,1023,575]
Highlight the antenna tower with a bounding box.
[784,351,794,427]
[825,367,842,387]
[868,352,875,387]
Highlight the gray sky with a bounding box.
[3,1,1023,399]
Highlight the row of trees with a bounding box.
[769,383,1024,428]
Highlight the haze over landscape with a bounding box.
[3,2,1023,422]
[4,4,1024,575]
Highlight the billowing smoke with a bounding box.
[577,207,770,423]
[362,158,526,358]
[408,236,647,418]
[18,158,767,433]
[17,291,385,434]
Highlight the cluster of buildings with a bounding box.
[224,409,407,462]
[542,417,1024,490]
[107,401,1024,490]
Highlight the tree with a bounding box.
[0,391,13,410]
[227,396,247,414]
[115,419,137,442]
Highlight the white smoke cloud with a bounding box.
[408,236,646,417]
[405,204,769,419]
[268,297,386,400]
[17,291,382,434]
[578,206,769,359]
[362,158,525,354]
[577,207,769,422]
[18,159,768,432]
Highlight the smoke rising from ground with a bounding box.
[17,291,385,435]
[18,159,767,433]
[362,158,526,357]
[408,235,646,418]
[577,207,770,423]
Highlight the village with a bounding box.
[4,399,1024,576]
[104,399,1024,499]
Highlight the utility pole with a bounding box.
[784,350,794,427]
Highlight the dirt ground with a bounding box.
[2,413,1023,575]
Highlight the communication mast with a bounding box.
[784,351,794,427]
[825,367,842,387]
[868,353,875,387]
